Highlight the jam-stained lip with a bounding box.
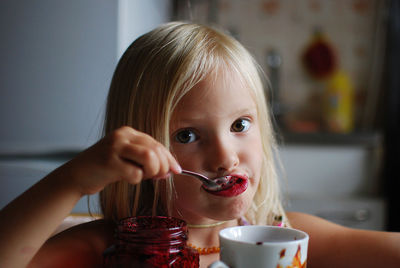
[203,174,249,197]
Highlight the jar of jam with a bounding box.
[103,216,199,267]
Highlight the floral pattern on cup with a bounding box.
[277,245,307,268]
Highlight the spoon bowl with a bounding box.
[180,170,233,191]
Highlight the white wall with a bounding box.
[0,0,117,152]
[117,0,172,58]
[0,0,171,153]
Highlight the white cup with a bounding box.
[210,225,309,268]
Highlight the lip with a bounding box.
[203,174,249,197]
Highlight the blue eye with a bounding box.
[231,118,250,132]
[175,129,197,144]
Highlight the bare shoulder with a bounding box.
[286,211,400,267]
[286,211,348,252]
[286,211,347,233]
[29,219,115,268]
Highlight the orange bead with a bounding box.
[187,243,220,254]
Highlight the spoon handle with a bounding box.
[181,170,219,187]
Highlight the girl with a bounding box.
[1,22,399,268]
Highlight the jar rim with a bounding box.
[117,216,187,232]
[115,216,188,246]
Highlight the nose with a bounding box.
[207,135,239,174]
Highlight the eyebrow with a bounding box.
[228,107,258,117]
[175,107,258,123]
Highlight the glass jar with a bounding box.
[103,216,199,267]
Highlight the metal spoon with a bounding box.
[180,169,233,191]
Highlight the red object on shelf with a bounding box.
[302,31,337,79]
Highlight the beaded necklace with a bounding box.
[186,219,240,255]
[187,243,220,255]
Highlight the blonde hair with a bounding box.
[100,21,288,226]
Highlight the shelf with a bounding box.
[277,131,382,147]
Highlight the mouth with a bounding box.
[203,174,248,197]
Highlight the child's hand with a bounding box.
[64,126,181,195]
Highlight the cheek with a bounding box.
[173,175,202,199]
[241,135,263,196]
[226,201,247,216]
[222,192,254,218]
[172,148,204,172]
[243,135,263,172]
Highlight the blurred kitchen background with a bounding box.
[1,0,399,231]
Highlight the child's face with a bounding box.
[170,69,263,223]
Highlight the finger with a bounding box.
[120,128,181,176]
[120,143,161,179]
[165,150,181,174]
[141,143,181,177]
[153,172,172,180]
[153,145,173,177]
[119,162,144,185]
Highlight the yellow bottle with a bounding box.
[324,70,354,133]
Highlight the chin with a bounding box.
[220,197,252,220]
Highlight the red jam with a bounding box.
[103,216,199,267]
[204,175,249,197]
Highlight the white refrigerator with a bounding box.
[0,0,171,214]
